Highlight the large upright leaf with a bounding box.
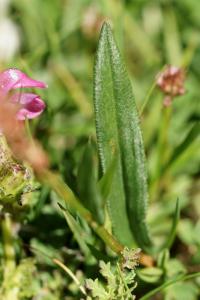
[93,23,152,250]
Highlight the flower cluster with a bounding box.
[156,65,186,106]
[0,68,47,120]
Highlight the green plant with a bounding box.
[0,1,200,299]
[86,260,137,300]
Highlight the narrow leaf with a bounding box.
[58,203,90,257]
[77,142,104,224]
[161,198,180,250]
[94,22,152,249]
[98,155,117,203]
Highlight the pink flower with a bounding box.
[0,68,47,120]
[156,65,186,106]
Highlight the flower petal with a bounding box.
[0,68,47,94]
[13,93,46,120]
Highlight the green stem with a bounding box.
[140,272,200,300]
[117,263,133,298]
[1,214,16,279]
[53,258,86,295]
[39,170,124,254]
[139,81,156,116]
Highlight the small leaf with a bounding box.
[98,155,117,203]
[86,279,108,299]
[137,267,163,283]
[157,249,170,269]
[86,260,137,299]
[99,261,116,288]
[94,22,152,249]
[58,203,90,257]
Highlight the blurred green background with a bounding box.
[0,0,199,299]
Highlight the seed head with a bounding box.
[156,65,186,106]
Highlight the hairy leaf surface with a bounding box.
[94,23,152,249]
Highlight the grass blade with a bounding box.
[161,198,180,250]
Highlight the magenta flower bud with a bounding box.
[11,93,46,120]
[0,68,47,120]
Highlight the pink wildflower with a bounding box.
[0,68,47,120]
[156,65,186,106]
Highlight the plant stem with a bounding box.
[39,169,124,254]
[150,2,182,200]
[1,213,16,279]
[140,272,200,300]
[139,66,166,116]
[139,81,156,116]
[53,258,86,295]
[117,263,133,298]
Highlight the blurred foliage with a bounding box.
[0,0,199,299]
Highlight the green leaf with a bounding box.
[165,259,186,278]
[77,142,104,224]
[58,203,90,257]
[137,267,163,283]
[94,22,152,249]
[177,219,196,246]
[86,279,109,299]
[98,155,117,203]
[86,260,137,299]
[99,261,116,288]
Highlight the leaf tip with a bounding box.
[100,21,112,36]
